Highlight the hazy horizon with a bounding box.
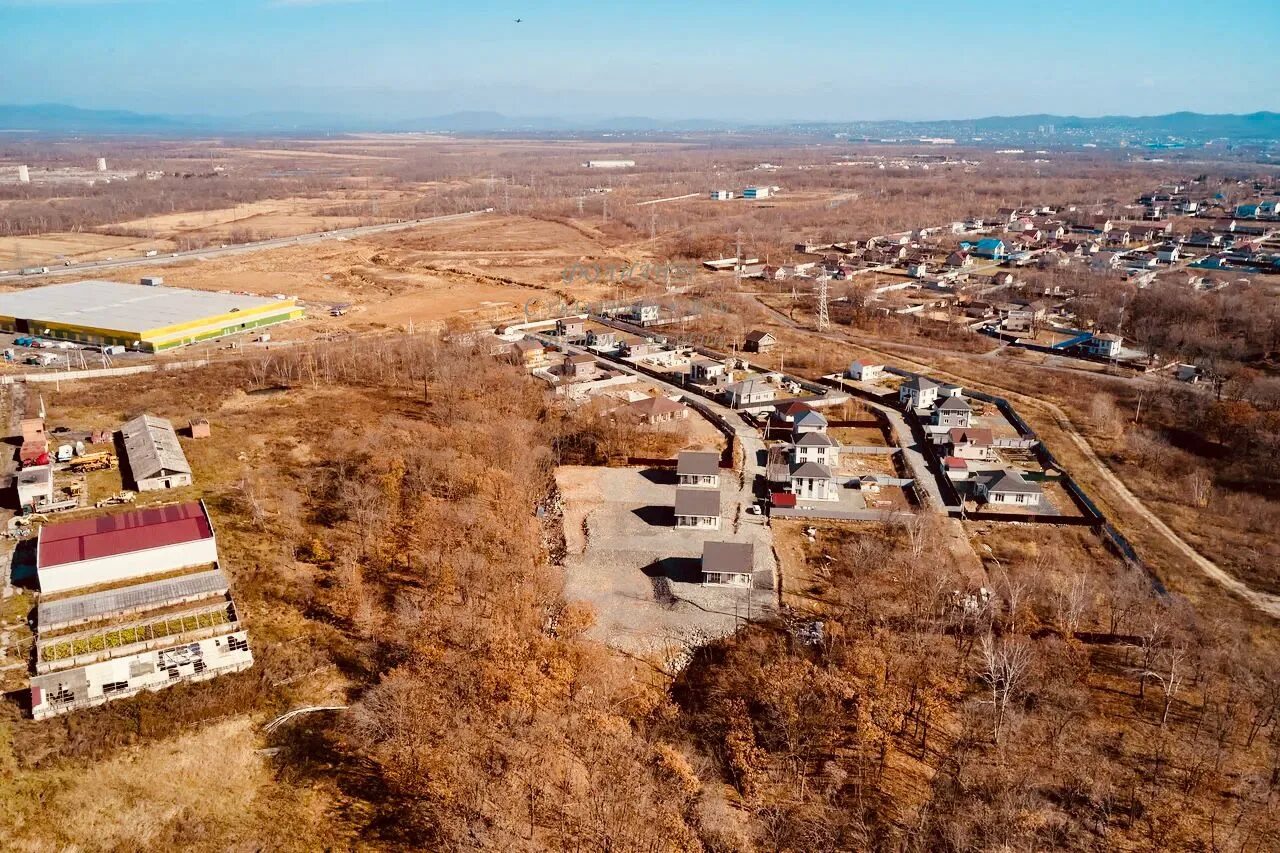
[2,0,1278,123]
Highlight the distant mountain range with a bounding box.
[1,102,1278,142]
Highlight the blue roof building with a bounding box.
[972,238,1007,259]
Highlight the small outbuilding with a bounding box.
[743,330,777,353]
[189,418,211,439]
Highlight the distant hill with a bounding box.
[0,103,1277,141]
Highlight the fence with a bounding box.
[771,507,915,522]
[0,358,211,385]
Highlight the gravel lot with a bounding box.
[558,465,775,663]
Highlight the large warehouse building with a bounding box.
[0,279,303,351]
[36,500,219,594]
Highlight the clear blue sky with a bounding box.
[1,0,1277,121]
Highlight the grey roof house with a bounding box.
[121,414,193,492]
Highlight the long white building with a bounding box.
[36,500,219,594]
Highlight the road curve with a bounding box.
[820,325,1280,619]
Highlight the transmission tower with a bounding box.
[816,274,830,330]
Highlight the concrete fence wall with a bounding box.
[1,359,210,385]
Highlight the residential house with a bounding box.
[586,328,618,349]
[701,540,754,587]
[792,409,828,436]
[626,304,661,324]
[791,432,840,467]
[1084,333,1123,358]
[974,469,1043,507]
[947,427,996,461]
[963,300,995,319]
[690,358,727,385]
[513,338,549,369]
[972,238,1007,260]
[744,330,777,353]
[789,461,839,501]
[907,261,930,278]
[899,375,940,410]
[627,395,688,424]
[562,354,598,381]
[1104,229,1132,247]
[943,456,969,480]
[773,401,813,423]
[675,488,721,529]
[555,318,586,339]
[676,451,721,488]
[946,250,972,269]
[933,395,973,429]
[723,378,776,406]
[846,360,884,382]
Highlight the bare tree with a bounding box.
[978,633,1035,745]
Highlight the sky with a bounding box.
[1,0,1278,122]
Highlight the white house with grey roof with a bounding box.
[676,451,721,488]
[791,432,840,467]
[674,488,721,529]
[974,469,1043,507]
[933,395,973,429]
[899,375,940,410]
[789,461,839,501]
[723,378,776,407]
[120,414,192,491]
[701,540,754,587]
[791,409,828,436]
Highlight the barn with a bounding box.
[36,500,219,594]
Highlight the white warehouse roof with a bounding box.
[0,280,290,334]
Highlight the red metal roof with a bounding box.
[771,492,797,508]
[38,501,212,569]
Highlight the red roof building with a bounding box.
[37,500,219,594]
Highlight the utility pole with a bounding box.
[733,229,743,290]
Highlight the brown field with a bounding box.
[0,232,171,267]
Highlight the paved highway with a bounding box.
[0,208,494,283]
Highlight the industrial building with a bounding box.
[584,160,635,169]
[36,500,218,594]
[29,502,252,719]
[121,414,193,491]
[0,280,303,352]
